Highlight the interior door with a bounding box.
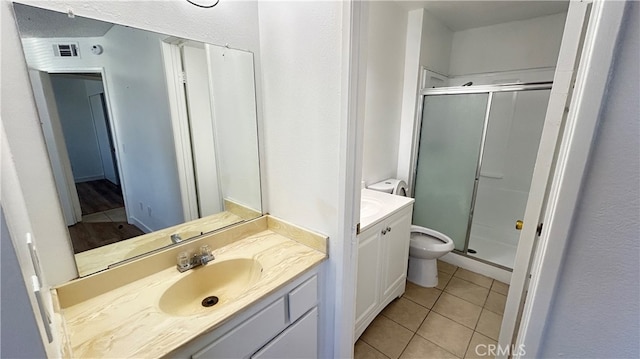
[497,2,595,355]
[181,43,223,216]
[28,69,82,226]
[88,93,119,185]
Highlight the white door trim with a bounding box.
[334,0,367,357]
[45,68,129,223]
[513,1,626,357]
[161,41,199,222]
[28,67,127,225]
[28,70,82,226]
[498,1,594,353]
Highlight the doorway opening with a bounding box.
[46,72,143,252]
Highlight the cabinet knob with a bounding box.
[381,229,387,235]
[387,226,391,232]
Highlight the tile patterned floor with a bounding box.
[355,261,509,359]
[82,207,127,223]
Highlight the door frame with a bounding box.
[28,69,82,226]
[29,67,127,225]
[160,39,200,222]
[87,92,119,186]
[501,1,627,357]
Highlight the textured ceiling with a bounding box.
[13,3,114,38]
[12,1,570,39]
[395,0,569,31]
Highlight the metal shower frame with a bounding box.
[411,82,553,269]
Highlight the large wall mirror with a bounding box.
[13,3,262,277]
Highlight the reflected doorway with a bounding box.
[45,72,143,252]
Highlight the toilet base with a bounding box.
[407,256,438,288]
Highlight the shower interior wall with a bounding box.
[442,14,566,266]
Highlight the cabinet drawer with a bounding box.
[192,298,286,359]
[288,275,317,322]
[252,307,318,359]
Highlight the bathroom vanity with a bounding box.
[52,216,327,358]
[355,189,414,340]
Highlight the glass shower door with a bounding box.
[413,93,489,251]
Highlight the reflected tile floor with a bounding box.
[355,261,509,359]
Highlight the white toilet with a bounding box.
[368,179,455,288]
[407,225,455,287]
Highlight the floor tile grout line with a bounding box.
[439,288,488,309]
[405,279,505,319]
[481,306,505,316]
[430,304,482,331]
[453,269,495,289]
[397,333,416,359]
[357,338,390,359]
[379,309,428,334]
[358,336,390,358]
[395,312,428,359]
[412,328,466,359]
[403,288,444,311]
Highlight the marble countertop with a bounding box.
[74,210,246,276]
[54,216,327,358]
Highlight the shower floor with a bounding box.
[467,236,517,269]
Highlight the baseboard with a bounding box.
[440,252,512,284]
[74,175,105,183]
[129,216,152,234]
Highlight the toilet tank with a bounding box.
[367,179,408,196]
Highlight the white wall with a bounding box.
[397,8,453,187]
[100,25,183,231]
[49,75,105,182]
[420,9,452,75]
[449,12,567,76]
[2,0,263,352]
[361,1,407,185]
[257,2,348,357]
[539,3,639,357]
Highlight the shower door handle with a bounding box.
[515,220,523,230]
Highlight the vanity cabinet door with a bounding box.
[381,207,412,303]
[192,298,286,359]
[251,307,318,359]
[354,226,381,337]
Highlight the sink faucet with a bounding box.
[171,233,182,244]
[176,245,215,273]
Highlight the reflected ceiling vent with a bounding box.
[53,43,79,57]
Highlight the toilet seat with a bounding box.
[409,225,455,258]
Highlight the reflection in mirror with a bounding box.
[13,4,262,277]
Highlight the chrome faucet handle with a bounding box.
[177,252,191,272]
[171,233,182,244]
[200,245,214,264]
[175,246,214,272]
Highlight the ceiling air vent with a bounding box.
[53,43,80,58]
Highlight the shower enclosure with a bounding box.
[412,83,552,269]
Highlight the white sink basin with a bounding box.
[361,197,383,220]
[159,258,263,317]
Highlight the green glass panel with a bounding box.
[413,93,489,251]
